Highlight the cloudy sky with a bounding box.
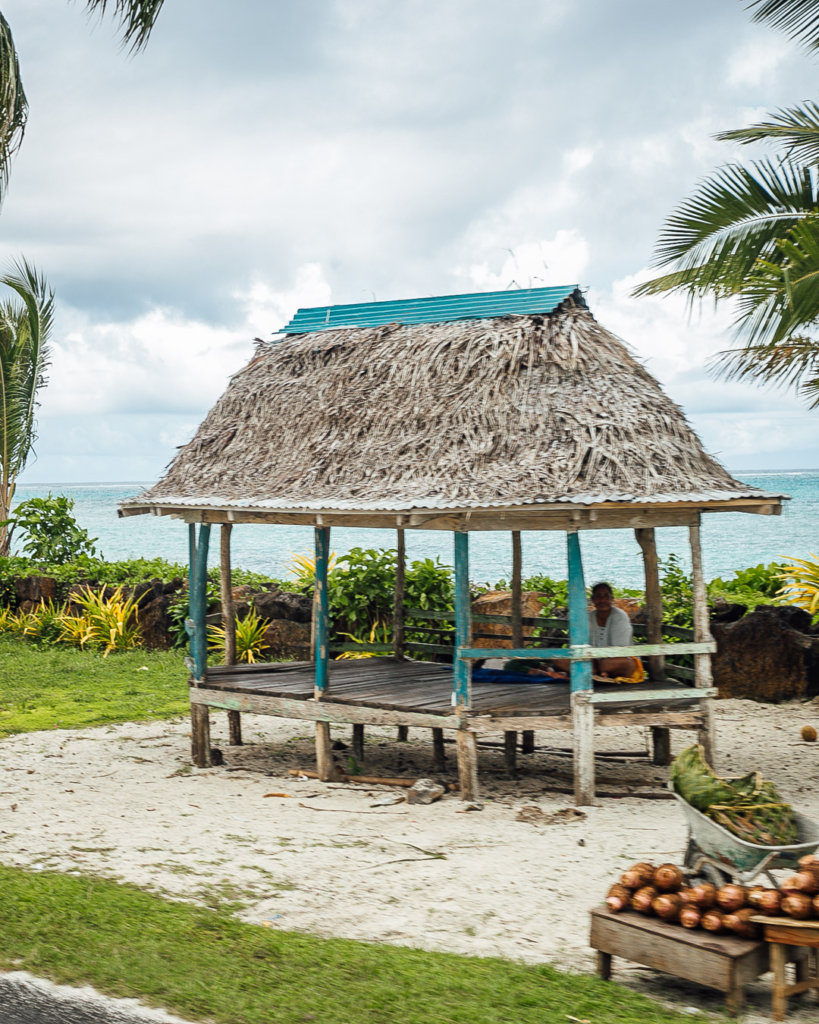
[4,0,817,483]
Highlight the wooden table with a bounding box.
[751,917,819,1021]
[590,906,769,1015]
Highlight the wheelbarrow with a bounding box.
[671,787,819,887]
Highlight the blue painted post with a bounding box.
[567,531,592,693]
[314,526,330,696]
[453,531,471,709]
[191,524,211,681]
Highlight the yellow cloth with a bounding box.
[612,656,645,685]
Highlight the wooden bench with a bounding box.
[751,917,819,1021]
[589,906,769,1015]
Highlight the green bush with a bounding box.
[707,561,786,610]
[5,494,98,563]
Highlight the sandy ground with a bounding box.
[2,698,819,1022]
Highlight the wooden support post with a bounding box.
[504,730,518,776]
[432,727,446,771]
[314,526,331,697]
[572,691,595,806]
[456,729,479,801]
[567,531,594,804]
[188,523,211,682]
[188,524,212,767]
[636,527,668,765]
[394,527,405,661]
[220,524,236,666]
[220,523,242,746]
[453,531,471,710]
[511,530,523,649]
[690,519,716,765]
[191,702,212,768]
[396,725,409,741]
[352,723,365,762]
[315,721,340,781]
[521,730,535,754]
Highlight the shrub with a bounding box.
[208,607,270,664]
[6,494,98,562]
[59,586,143,655]
[776,554,819,620]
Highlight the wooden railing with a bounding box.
[328,608,698,679]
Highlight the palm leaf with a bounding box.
[0,259,54,534]
[717,102,819,165]
[0,12,28,207]
[635,158,818,299]
[83,1,166,54]
[748,0,819,50]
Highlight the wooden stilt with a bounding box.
[572,691,595,805]
[191,703,212,767]
[521,730,535,754]
[432,727,446,771]
[690,519,716,765]
[315,721,340,781]
[227,710,242,746]
[396,725,409,742]
[352,723,365,762]
[636,527,669,765]
[456,729,479,801]
[394,527,405,661]
[504,731,518,776]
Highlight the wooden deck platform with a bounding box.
[193,658,709,729]
[188,659,712,801]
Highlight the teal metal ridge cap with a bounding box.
[281,284,582,334]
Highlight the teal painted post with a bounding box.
[190,524,211,681]
[314,526,330,696]
[453,531,471,708]
[567,531,592,693]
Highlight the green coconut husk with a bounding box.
[671,744,798,847]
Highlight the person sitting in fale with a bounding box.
[503,581,645,683]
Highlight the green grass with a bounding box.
[0,865,711,1024]
[0,637,188,737]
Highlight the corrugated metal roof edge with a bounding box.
[119,488,788,517]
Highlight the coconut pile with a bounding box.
[2,696,819,1022]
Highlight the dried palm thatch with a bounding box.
[123,297,782,522]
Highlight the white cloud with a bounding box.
[726,33,792,89]
[463,233,590,292]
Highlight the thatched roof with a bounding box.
[121,288,785,530]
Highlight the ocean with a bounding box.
[10,471,818,590]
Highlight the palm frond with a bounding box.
[82,0,166,54]
[717,102,819,165]
[0,259,54,483]
[748,0,819,50]
[634,158,818,299]
[0,12,28,207]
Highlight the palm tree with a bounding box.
[634,0,819,408]
[0,1,165,203]
[0,260,54,556]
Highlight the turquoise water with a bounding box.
[10,471,817,589]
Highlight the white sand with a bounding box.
[2,698,818,1021]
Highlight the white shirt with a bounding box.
[588,605,632,647]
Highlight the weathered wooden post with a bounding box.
[454,530,478,800]
[189,523,212,767]
[636,527,669,765]
[568,530,594,804]
[395,527,410,742]
[314,525,338,781]
[506,530,524,772]
[220,523,242,746]
[690,518,716,765]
